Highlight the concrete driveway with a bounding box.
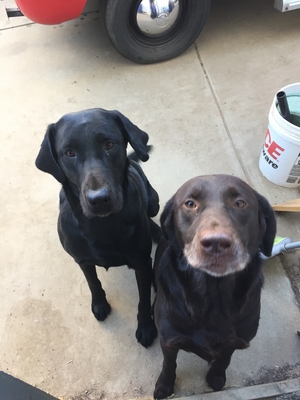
[1,0,300,399]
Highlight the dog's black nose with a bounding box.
[86,188,111,207]
[200,234,232,255]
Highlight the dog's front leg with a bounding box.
[133,262,157,348]
[79,263,111,321]
[206,348,235,391]
[154,341,178,399]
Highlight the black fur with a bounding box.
[153,174,276,398]
[36,108,161,348]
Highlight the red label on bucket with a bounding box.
[263,129,285,161]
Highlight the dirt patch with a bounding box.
[67,390,111,400]
[245,363,300,387]
[276,394,300,400]
[281,251,300,308]
[66,387,149,400]
[243,363,300,399]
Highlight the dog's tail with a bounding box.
[128,145,152,162]
[150,219,162,243]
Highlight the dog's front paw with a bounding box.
[206,368,226,391]
[92,300,111,321]
[136,319,157,348]
[153,378,174,399]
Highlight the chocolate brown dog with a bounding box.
[153,174,276,398]
[36,108,161,348]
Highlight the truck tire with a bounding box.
[105,0,211,64]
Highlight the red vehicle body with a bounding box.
[15,0,86,25]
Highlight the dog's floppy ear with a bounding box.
[160,196,177,242]
[35,124,66,184]
[112,110,149,162]
[255,192,277,257]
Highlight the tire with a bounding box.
[105,0,211,64]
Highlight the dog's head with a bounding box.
[160,175,276,277]
[35,108,150,218]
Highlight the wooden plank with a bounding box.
[272,198,300,212]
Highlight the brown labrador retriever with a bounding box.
[153,174,276,399]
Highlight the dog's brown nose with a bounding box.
[86,188,111,207]
[200,233,232,255]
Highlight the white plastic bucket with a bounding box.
[259,83,300,188]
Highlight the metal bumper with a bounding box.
[274,0,300,11]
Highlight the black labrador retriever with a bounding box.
[35,108,161,348]
[153,174,276,398]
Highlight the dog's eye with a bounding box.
[234,199,247,209]
[105,142,115,150]
[185,200,197,209]
[65,150,76,157]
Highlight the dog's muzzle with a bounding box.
[81,187,123,218]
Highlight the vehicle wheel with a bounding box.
[105,0,211,64]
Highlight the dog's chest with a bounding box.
[82,221,136,260]
[164,285,243,358]
[59,210,140,266]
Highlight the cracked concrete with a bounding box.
[1,0,300,399]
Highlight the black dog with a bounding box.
[153,174,276,398]
[35,108,161,348]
